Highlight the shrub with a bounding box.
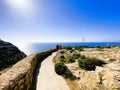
[105,46,111,48]
[60,58,65,62]
[96,46,101,48]
[63,46,72,50]
[75,47,84,52]
[81,55,86,59]
[60,53,80,63]
[72,53,81,59]
[55,63,67,75]
[63,57,75,63]
[69,57,75,63]
[60,56,65,62]
[78,57,106,70]
[60,56,75,63]
[55,63,75,79]
[61,55,65,59]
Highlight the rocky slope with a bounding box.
[55,48,120,90]
[0,40,26,70]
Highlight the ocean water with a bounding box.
[17,42,120,55]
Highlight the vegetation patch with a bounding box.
[74,46,84,52]
[60,53,81,63]
[78,57,106,70]
[63,46,72,50]
[60,57,75,63]
[72,53,81,59]
[55,63,76,80]
[81,55,86,59]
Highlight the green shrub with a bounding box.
[60,58,65,62]
[105,46,111,48]
[60,56,75,63]
[72,53,81,59]
[61,55,65,59]
[55,63,67,75]
[63,46,72,50]
[64,57,75,63]
[75,47,84,52]
[96,46,101,48]
[60,56,65,62]
[81,55,86,59]
[60,53,80,63]
[64,70,76,80]
[69,57,75,63]
[55,63,75,79]
[78,57,106,70]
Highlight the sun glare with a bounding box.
[4,0,36,19]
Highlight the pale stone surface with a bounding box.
[81,47,120,62]
[36,52,70,90]
[55,47,120,90]
[0,49,57,90]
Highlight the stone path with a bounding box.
[36,52,70,90]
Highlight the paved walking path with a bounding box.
[36,52,70,90]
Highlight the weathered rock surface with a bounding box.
[0,49,57,90]
[0,40,26,70]
[80,47,120,62]
[56,47,120,90]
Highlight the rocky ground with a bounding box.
[55,47,120,90]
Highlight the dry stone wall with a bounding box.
[0,49,57,90]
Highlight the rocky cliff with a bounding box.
[0,40,26,70]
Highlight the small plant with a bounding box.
[70,49,75,53]
[81,55,86,59]
[63,57,75,63]
[60,55,65,62]
[69,57,75,63]
[96,46,101,48]
[78,57,106,70]
[63,46,72,50]
[55,63,67,75]
[105,46,111,48]
[96,46,104,50]
[75,47,84,52]
[72,53,81,59]
[55,63,75,79]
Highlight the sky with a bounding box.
[0,0,120,43]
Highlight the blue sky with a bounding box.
[0,0,120,43]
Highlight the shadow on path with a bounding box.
[30,53,53,90]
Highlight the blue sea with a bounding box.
[17,42,120,55]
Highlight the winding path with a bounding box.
[36,52,70,90]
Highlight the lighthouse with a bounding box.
[82,37,84,42]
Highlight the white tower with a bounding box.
[82,37,84,42]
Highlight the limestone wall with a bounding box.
[0,49,57,90]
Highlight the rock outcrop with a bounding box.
[0,40,26,70]
[55,48,120,90]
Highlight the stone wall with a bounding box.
[0,49,57,90]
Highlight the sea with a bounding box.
[16,42,120,55]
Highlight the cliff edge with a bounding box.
[0,39,26,70]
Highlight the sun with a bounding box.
[3,0,36,19]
